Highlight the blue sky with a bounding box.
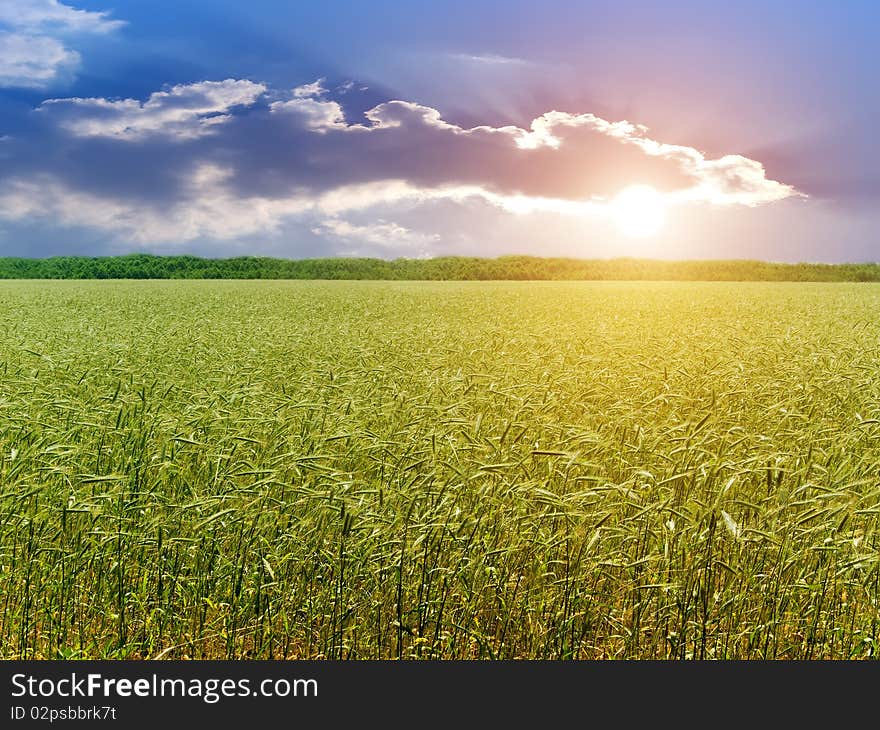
[0,0,877,260]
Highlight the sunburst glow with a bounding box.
[611,185,666,238]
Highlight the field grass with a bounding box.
[1,280,879,659]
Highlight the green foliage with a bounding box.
[1,254,879,280]
[1,280,879,659]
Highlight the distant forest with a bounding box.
[1,254,880,281]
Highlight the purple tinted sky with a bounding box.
[0,0,877,261]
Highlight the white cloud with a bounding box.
[677,154,797,206]
[0,167,602,246]
[312,218,439,256]
[270,96,347,132]
[0,168,445,245]
[512,111,647,150]
[0,162,563,246]
[0,31,78,88]
[269,84,802,208]
[292,78,326,98]
[0,0,123,88]
[39,80,267,140]
[615,129,799,206]
[0,0,123,33]
[2,78,804,249]
[448,53,531,66]
[0,166,307,244]
[269,79,351,132]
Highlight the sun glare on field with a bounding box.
[611,185,666,238]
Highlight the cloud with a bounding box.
[261,83,800,207]
[38,80,267,140]
[312,218,439,256]
[0,0,123,88]
[0,78,803,248]
[0,31,79,88]
[448,53,531,66]
[292,79,327,99]
[0,165,309,244]
[0,0,123,33]
[270,79,349,132]
[0,164,456,246]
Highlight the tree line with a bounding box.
[1,254,879,281]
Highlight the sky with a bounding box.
[0,0,877,261]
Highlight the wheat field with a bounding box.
[1,280,878,658]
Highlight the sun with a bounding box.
[611,185,666,238]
